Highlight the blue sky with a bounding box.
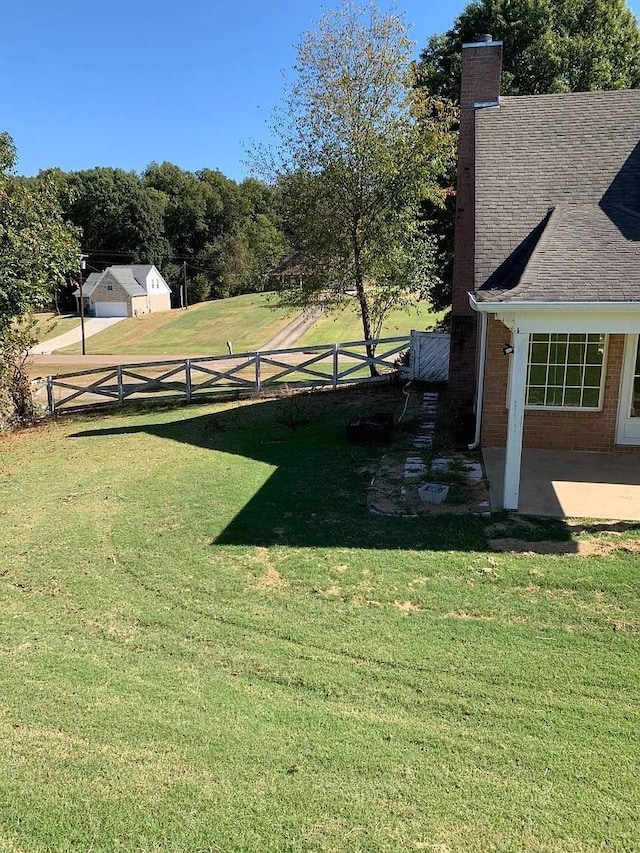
[2,0,639,181]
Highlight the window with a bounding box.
[106,284,113,291]
[526,333,606,410]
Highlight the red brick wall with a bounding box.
[481,315,640,452]
[449,42,503,410]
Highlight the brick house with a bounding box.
[74,264,172,318]
[449,36,640,510]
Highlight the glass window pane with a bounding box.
[584,366,602,387]
[530,343,548,364]
[586,343,604,365]
[582,388,600,408]
[566,366,582,387]
[548,365,566,385]
[525,333,605,410]
[527,387,545,406]
[632,378,640,417]
[567,343,585,364]
[563,388,581,407]
[528,365,547,385]
[546,386,564,406]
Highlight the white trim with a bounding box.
[469,313,488,449]
[616,334,640,445]
[474,101,500,109]
[470,295,640,314]
[470,296,640,332]
[503,331,529,510]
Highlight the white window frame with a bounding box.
[521,332,608,412]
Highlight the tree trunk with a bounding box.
[352,236,378,377]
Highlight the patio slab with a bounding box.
[483,448,640,520]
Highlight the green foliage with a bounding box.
[63,167,169,266]
[416,0,640,101]
[253,2,455,359]
[0,133,79,426]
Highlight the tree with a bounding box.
[0,133,79,426]
[252,1,452,369]
[417,0,640,101]
[63,167,169,266]
[415,0,640,315]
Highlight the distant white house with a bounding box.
[73,265,172,318]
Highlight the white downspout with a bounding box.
[468,311,488,450]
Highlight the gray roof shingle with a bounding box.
[108,268,146,297]
[473,89,640,303]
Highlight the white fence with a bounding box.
[40,332,450,414]
[409,331,450,382]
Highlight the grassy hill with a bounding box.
[56,293,297,356]
[33,312,81,343]
[1,387,638,852]
[296,302,445,347]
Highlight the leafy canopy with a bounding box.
[0,133,79,336]
[417,0,640,101]
[254,1,455,347]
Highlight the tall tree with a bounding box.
[63,167,169,266]
[415,0,640,315]
[0,133,79,425]
[252,1,452,366]
[418,0,640,101]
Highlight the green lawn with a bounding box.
[56,294,297,356]
[1,387,639,852]
[297,303,445,347]
[33,312,81,343]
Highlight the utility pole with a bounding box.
[182,260,189,310]
[78,254,88,355]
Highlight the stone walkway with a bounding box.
[368,389,491,517]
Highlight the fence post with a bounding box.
[117,365,124,405]
[255,352,262,393]
[185,358,192,401]
[332,343,338,390]
[46,376,55,415]
[409,330,417,380]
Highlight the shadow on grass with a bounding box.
[68,389,580,552]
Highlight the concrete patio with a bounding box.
[483,448,640,520]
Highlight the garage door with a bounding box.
[94,302,128,318]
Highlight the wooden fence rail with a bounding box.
[41,337,408,414]
[39,332,450,414]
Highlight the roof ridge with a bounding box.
[514,207,562,292]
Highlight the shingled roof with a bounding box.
[473,89,640,304]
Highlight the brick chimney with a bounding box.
[448,35,503,418]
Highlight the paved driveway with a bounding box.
[30,317,126,355]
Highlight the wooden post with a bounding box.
[46,376,55,415]
[503,330,529,511]
[255,352,261,393]
[332,344,339,389]
[117,365,124,405]
[185,358,192,401]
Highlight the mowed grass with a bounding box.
[297,302,445,347]
[0,387,639,852]
[56,293,297,356]
[32,312,81,343]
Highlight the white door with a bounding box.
[94,301,128,318]
[616,334,640,445]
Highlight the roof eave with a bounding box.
[469,293,640,313]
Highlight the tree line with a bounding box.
[40,163,291,307]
